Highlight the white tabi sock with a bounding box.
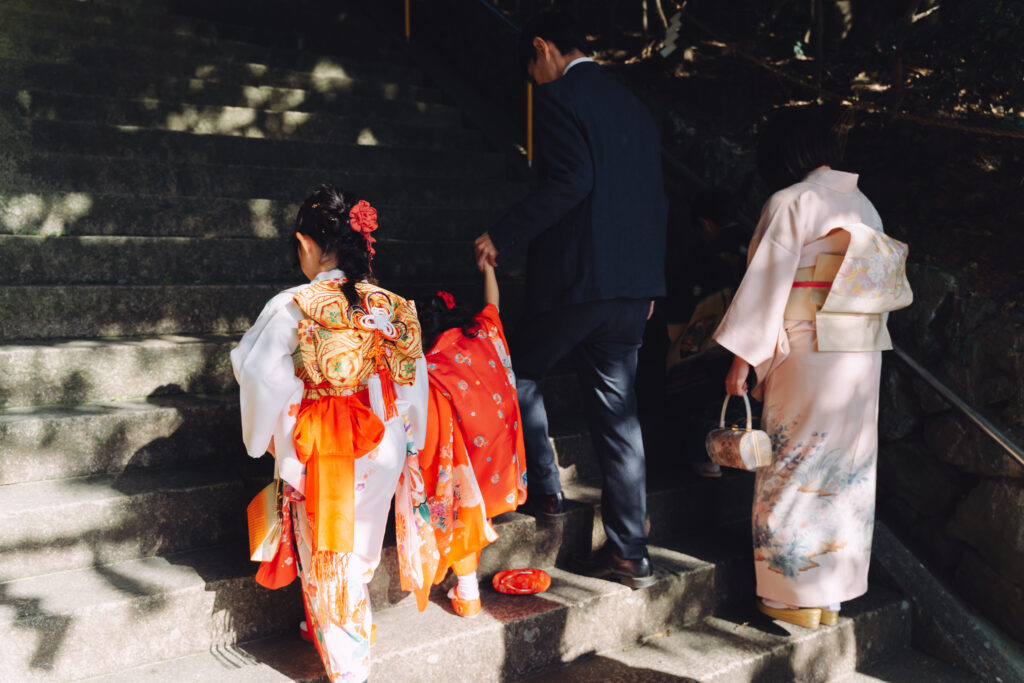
[762,598,792,609]
[448,572,479,601]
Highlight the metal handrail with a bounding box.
[892,345,1024,468]
[664,132,1024,471]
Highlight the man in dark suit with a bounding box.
[474,12,667,588]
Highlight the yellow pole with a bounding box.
[526,81,533,167]
[404,0,410,41]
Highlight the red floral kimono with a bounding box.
[425,304,528,519]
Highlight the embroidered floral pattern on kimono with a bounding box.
[752,407,875,580]
[830,233,909,300]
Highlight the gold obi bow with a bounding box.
[293,280,422,416]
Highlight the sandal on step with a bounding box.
[818,608,839,626]
[756,599,821,629]
[447,587,481,618]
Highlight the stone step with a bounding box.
[0,395,243,486]
[17,545,712,682]
[0,335,241,409]
[5,154,527,207]
[147,587,915,683]
[4,86,462,134]
[0,5,396,62]
[0,275,517,342]
[9,0,390,49]
[0,31,422,88]
[0,234,485,286]
[0,543,305,682]
[0,466,248,581]
[0,377,583,480]
[837,647,980,682]
[0,0,364,38]
[525,588,912,683]
[0,193,502,240]
[0,56,446,109]
[12,122,502,180]
[0,283,280,341]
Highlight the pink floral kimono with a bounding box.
[713,168,911,608]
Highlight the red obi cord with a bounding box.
[792,281,832,288]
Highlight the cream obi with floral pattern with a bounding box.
[784,223,912,352]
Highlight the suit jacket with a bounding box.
[490,62,668,313]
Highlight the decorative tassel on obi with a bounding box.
[370,338,399,421]
[308,550,353,627]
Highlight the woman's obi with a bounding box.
[783,223,913,352]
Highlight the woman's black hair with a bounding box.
[756,104,844,192]
[294,184,375,307]
[518,11,587,73]
[414,293,480,355]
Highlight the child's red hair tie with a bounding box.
[348,200,378,257]
[437,290,456,310]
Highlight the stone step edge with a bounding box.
[15,119,484,158]
[75,548,716,683]
[10,151,524,192]
[0,25,413,75]
[0,0,381,40]
[524,588,912,683]
[6,84,459,129]
[0,6,395,57]
[0,58,440,108]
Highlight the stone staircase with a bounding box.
[0,0,966,681]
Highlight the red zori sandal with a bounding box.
[492,568,552,595]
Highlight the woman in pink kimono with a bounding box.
[713,107,911,629]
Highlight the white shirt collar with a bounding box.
[562,56,594,75]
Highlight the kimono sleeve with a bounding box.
[713,191,804,369]
[396,355,429,451]
[230,292,304,458]
[475,303,503,336]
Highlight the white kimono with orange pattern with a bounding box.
[232,269,431,682]
[713,168,910,608]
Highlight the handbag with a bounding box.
[246,461,282,562]
[705,392,772,471]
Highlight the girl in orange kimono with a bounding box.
[413,262,528,616]
[232,185,436,681]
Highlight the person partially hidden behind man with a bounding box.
[474,12,668,588]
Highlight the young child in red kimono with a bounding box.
[414,263,528,616]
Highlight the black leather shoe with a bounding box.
[571,545,656,589]
[517,491,567,519]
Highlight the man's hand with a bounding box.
[474,232,499,272]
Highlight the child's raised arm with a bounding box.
[483,261,499,310]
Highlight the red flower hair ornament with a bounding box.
[437,290,456,310]
[348,200,378,257]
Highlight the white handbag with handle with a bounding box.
[704,392,772,471]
